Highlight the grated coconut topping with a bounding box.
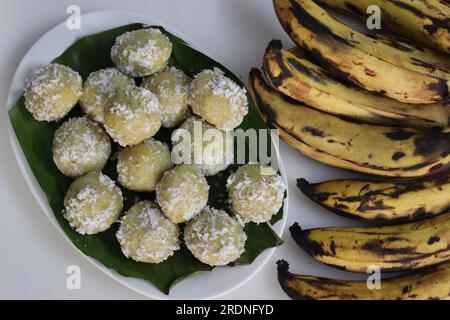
[116,201,180,263]
[190,68,248,130]
[81,68,133,122]
[24,63,82,121]
[53,117,111,177]
[111,28,172,76]
[156,165,209,222]
[184,206,246,266]
[226,164,286,224]
[63,172,122,235]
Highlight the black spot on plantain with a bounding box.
[386,236,407,242]
[358,200,395,212]
[413,131,450,157]
[287,57,326,84]
[334,203,349,210]
[302,126,325,137]
[407,162,433,171]
[374,30,428,51]
[427,79,449,98]
[362,239,415,256]
[375,214,388,222]
[372,89,387,97]
[307,48,365,87]
[410,57,438,72]
[290,223,326,257]
[289,0,354,47]
[402,284,412,294]
[392,152,406,161]
[411,207,428,221]
[337,183,422,208]
[280,92,304,105]
[330,241,336,255]
[423,18,450,36]
[383,130,416,141]
[336,194,365,202]
[371,34,414,52]
[428,236,440,245]
[316,192,337,202]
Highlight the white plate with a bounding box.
[6,10,288,300]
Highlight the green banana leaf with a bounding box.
[8,23,284,295]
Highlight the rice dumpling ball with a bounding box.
[24,63,82,121]
[63,171,123,235]
[227,163,286,223]
[184,207,246,266]
[117,139,173,192]
[111,28,172,77]
[104,85,161,146]
[80,68,134,123]
[116,200,180,263]
[171,116,234,176]
[53,117,111,177]
[141,67,190,128]
[189,68,248,131]
[156,164,209,223]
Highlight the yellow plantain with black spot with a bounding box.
[263,40,450,130]
[290,212,450,272]
[273,0,450,104]
[315,0,450,54]
[249,68,450,178]
[278,0,450,77]
[297,172,450,224]
[277,260,450,300]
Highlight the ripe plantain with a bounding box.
[249,68,450,178]
[290,212,450,272]
[316,0,450,54]
[263,40,450,129]
[297,172,450,224]
[277,260,450,300]
[273,0,450,104]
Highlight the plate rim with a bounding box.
[6,10,289,300]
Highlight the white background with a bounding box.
[0,0,368,299]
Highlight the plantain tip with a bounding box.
[297,178,311,190]
[289,222,303,233]
[249,67,260,76]
[276,260,290,273]
[266,39,283,53]
[290,224,327,257]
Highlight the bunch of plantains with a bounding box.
[249,0,450,300]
